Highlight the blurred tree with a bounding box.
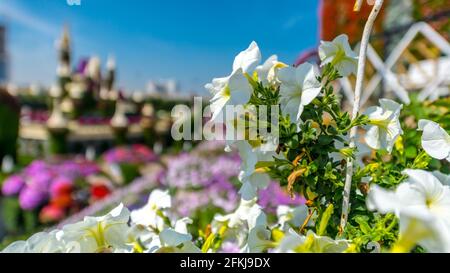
[0,87,19,162]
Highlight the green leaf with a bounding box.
[317,204,334,236]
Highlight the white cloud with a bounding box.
[0,2,58,37]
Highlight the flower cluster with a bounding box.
[0,189,349,253]
[1,159,110,223]
[199,28,449,253]
[102,144,158,165]
[2,11,449,252]
[162,152,240,216]
[160,142,299,217]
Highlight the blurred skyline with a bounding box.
[0,0,319,94]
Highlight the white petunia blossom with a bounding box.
[235,141,275,200]
[2,230,66,253]
[276,205,311,231]
[278,62,322,123]
[61,203,132,253]
[255,55,288,86]
[209,69,253,122]
[418,119,450,162]
[318,34,358,77]
[367,169,450,252]
[364,98,403,153]
[213,199,270,253]
[205,42,261,121]
[241,204,271,253]
[140,217,200,253]
[232,41,261,73]
[213,198,258,229]
[274,228,351,253]
[130,189,171,231]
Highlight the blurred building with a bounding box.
[319,0,449,52]
[294,0,450,106]
[146,79,179,96]
[0,25,7,84]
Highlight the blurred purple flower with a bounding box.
[258,183,305,212]
[2,175,25,196]
[28,172,53,191]
[219,242,241,253]
[163,151,241,216]
[103,145,157,164]
[19,187,47,210]
[3,159,101,210]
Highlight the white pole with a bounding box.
[340,0,385,233]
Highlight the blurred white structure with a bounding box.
[146,79,179,96]
[339,22,450,105]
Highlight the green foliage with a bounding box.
[1,197,39,235]
[0,90,20,161]
[247,62,449,249]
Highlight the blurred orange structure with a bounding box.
[319,0,386,45]
[319,0,449,45]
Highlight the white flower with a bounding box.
[213,198,258,229]
[213,199,270,253]
[224,105,279,153]
[144,218,200,253]
[130,217,189,253]
[206,42,261,121]
[245,225,271,253]
[240,204,270,253]
[418,119,450,162]
[205,76,229,97]
[232,41,261,73]
[208,69,253,122]
[273,228,304,253]
[239,172,271,201]
[2,231,65,253]
[367,169,450,252]
[244,205,271,253]
[318,34,358,77]
[278,63,322,123]
[255,55,288,86]
[276,205,311,231]
[364,98,403,153]
[433,171,450,186]
[160,218,200,252]
[61,203,132,253]
[235,141,273,200]
[274,229,351,253]
[130,189,171,230]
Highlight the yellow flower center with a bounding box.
[369,118,390,130]
[223,86,231,98]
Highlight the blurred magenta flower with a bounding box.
[19,187,47,211]
[50,177,73,198]
[258,183,305,212]
[28,172,53,191]
[3,159,101,211]
[162,152,241,216]
[2,175,25,196]
[103,145,158,164]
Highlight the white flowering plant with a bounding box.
[2,0,450,254]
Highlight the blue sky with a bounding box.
[0,0,320,94]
